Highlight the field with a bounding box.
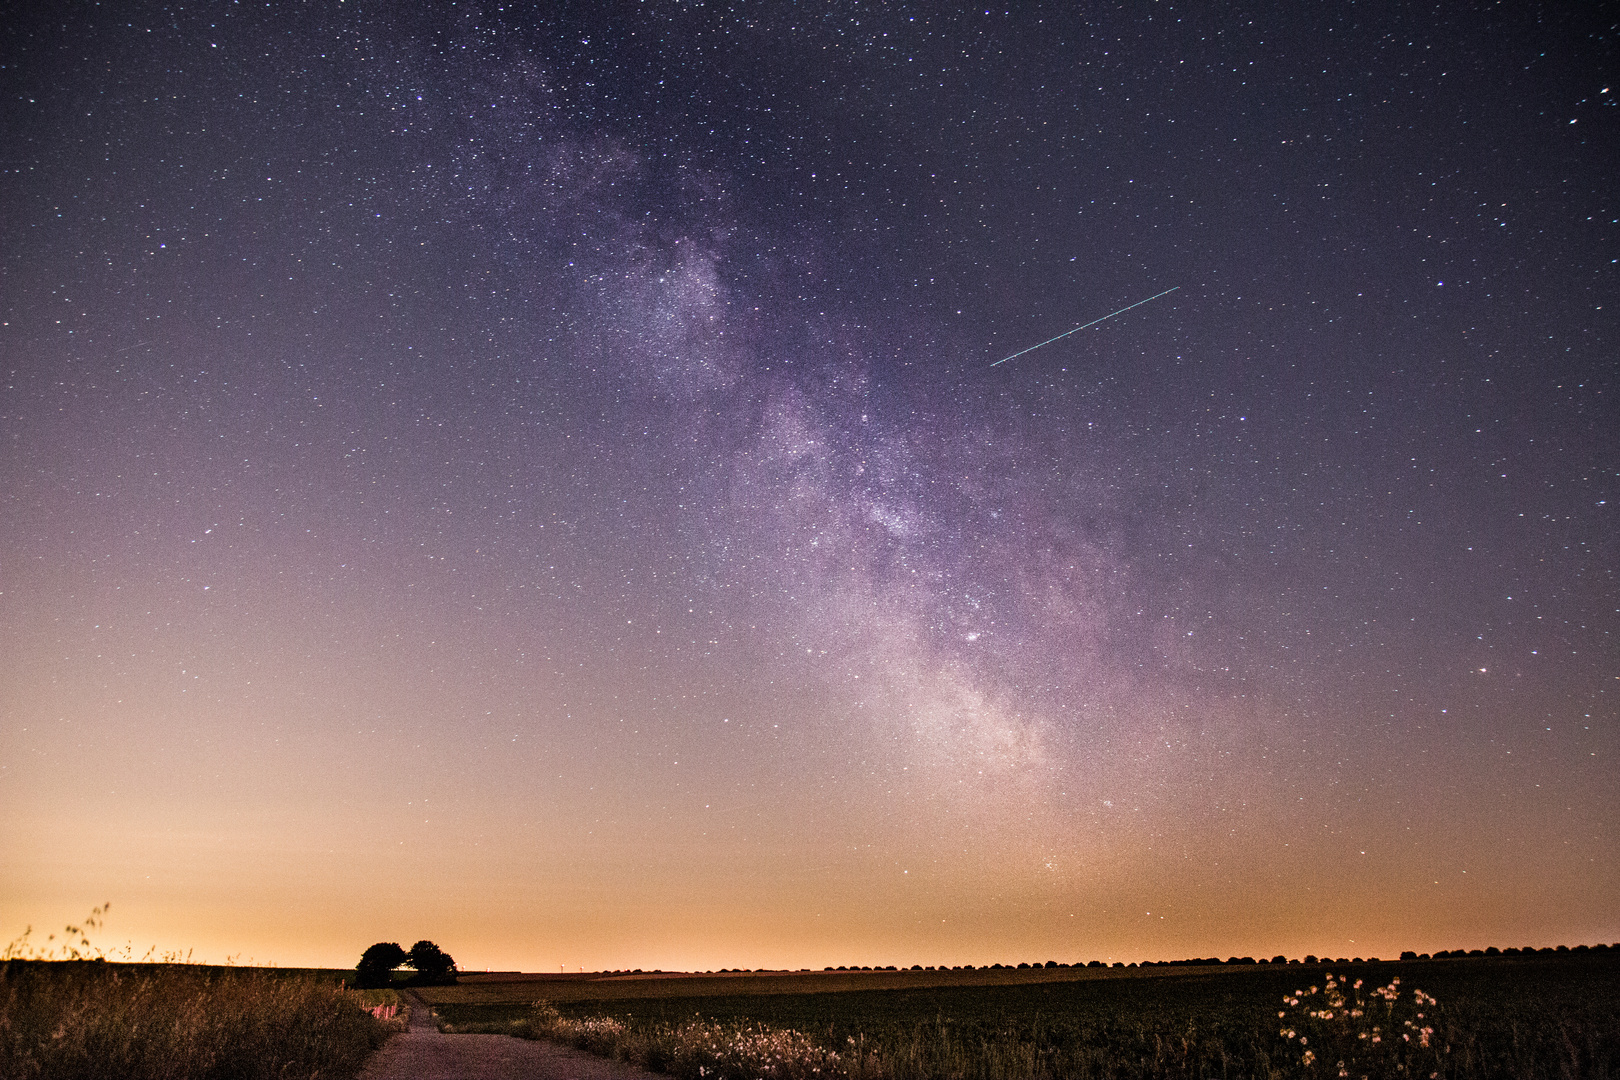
[0,960,398,1080]
[427,953,1620,1079]
[3,948,1614,1079]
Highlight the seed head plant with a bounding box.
[1277,972,1445,1078]
[2,903,111,961]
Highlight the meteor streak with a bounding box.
[991,286,1179,366]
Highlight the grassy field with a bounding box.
[0,959,398,1080]
[429,953,1620,1079]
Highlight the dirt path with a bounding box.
[357,989,663,1080]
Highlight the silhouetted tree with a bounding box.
[356,942,407,988]
[406,939,457,984]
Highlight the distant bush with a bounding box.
[355,941,407,988]
[406,939,457,984]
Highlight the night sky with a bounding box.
[3,4,1615,973]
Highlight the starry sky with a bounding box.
[2,4,1615,973]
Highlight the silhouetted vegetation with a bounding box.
[0,961,393,1080]
[355,941,408,989]
[406,939,457,984]
[353,938,457,987]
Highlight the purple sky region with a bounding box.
[2,3,1616,971]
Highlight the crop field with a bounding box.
[430,953,1620,1079]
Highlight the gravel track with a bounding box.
[357,989,662,1080]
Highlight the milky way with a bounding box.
[2,5,1614,970]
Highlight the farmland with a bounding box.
[427,952,1620,1079]
[2,949,1613,1078]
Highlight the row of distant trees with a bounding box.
[354,940,457,988]
[355,942,1611,985]
[797,943,1612,973]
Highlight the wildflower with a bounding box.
[1275,971,1440,1076]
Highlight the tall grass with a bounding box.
[1,904,396,1079]
[0,960,395,1080]
[519,997,1290,1080]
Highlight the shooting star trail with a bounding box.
[991,286,1179,367]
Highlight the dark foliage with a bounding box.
[406,939,457,984]
[354,941,407,988]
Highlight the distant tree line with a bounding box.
[353,940,457,988]
[381,943,1615,981]
[1402,944,1609,960]
[796,943,1613,974]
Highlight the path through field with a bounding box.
[358,989,661,1080]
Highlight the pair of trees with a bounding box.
[355,939,457,987]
